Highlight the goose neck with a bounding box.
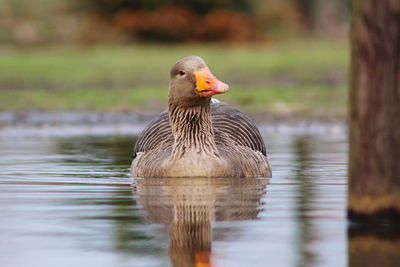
[168,102,219,158]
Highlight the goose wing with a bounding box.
[133,102,266,158]
[133,110,172,159]
[211,102,266,156]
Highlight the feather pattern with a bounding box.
[132,102,271,177]
[133,102,266,159]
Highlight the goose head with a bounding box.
[168,56,230,107]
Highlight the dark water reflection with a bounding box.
[0,133,353,266]
[293,136,315,267]
[348,225,400,266]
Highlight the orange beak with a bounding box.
[194,67,230,97]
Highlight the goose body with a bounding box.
[131,56,271,178]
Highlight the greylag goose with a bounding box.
[131,56,271,178]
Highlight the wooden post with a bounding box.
[348,0,400,221]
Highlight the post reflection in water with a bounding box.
[133,176,269,267]
[348,226,400,266]
[293,136,316,267]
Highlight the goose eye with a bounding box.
[179,70,186,76]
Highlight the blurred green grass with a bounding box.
[0,39,349,119]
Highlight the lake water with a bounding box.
[0,129,349,266]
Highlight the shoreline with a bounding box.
[0,110,346,138]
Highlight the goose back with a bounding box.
[133,102,266,159]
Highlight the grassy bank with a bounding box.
[0,39,349,119]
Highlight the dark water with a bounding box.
[0,131,388,267]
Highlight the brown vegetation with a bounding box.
[0,0,349,45]
[114,6,256,42]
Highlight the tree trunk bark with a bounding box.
[348,0,400,221]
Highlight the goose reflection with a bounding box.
[133,177,269,267]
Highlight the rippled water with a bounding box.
[0,132,348,267]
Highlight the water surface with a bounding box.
[0,132,348,266]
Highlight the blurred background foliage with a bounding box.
[0,0,350,119]
[0,0,350,45]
